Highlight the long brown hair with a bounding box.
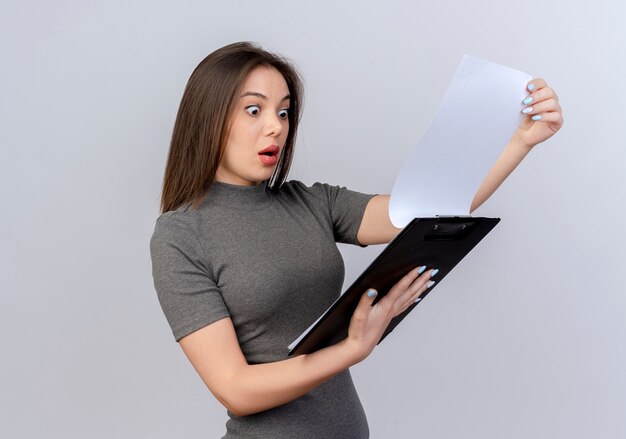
[159,42,304,213]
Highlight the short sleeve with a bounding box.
[149,215,230,342]
[311,182,377,247]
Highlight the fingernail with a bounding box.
[414,297,422,303]
[523,96,533,105]
[528,83,535,91]
[522,106,533,114]
[532,114,542,121]
[367,289,377,298]
[431,269,439,278]
[427,280,436,288]
[418,265,426,274]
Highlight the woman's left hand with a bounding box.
[513,78,564,149]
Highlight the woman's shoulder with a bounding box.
[151,201,203,245]
[280,179,369,206]
[279,179,338,201]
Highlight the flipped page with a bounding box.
[389,54,532,226]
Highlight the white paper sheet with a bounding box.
[389,55,532,227]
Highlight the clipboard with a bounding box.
[288,55,529,357]
[287,216,500,356]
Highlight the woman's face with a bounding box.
[216,66,291,186]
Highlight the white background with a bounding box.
[2,1,625,438]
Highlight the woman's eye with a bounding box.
[245,105,260,116]
[278,109,289,119]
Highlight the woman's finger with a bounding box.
[395,269,438,312]
[352,288,378,323]
[523,110,563,123]
[527,78,547,92]
[385,265,426,302]
[521,97,558,116]
[399,282,434,312]
[522,86,557,107]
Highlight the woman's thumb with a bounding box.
[363,288,377,305]
[353,289,378,321]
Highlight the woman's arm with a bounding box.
[178,265,437,417]
[356,195,403,246]
[357,137,531,245]
[357,78,563,246]
[356,139,535,246]
[355,142,522,247]
[179,317,358,417]
[468,135,532,213]
[355,139,529,246]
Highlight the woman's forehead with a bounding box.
[240,66,289,98]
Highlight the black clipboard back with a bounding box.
[288,216,500,356]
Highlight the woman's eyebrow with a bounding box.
[240,91,290,102]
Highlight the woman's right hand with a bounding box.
[343,265,438,364]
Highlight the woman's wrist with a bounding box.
[336,337,368,367]
[511,130,537,152]
[507,135,535,168]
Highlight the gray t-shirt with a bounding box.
[150,179,377,438]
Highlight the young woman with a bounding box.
[150,42,563,438]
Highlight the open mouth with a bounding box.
[258,145,280,156]
[258,145,280,166]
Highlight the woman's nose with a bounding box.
[264,113,283,137]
